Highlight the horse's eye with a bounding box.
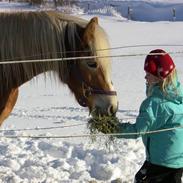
[87,61,98,69]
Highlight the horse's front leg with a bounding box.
[0,88,19,126]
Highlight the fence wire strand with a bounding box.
[0,44,183,64]
[0,123,86,132]
[2,114,183,139]
[1,43,183,62]
[1,124,183,139]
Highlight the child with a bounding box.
[105,49,183,182]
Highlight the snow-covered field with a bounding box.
[78,0,183,21]
[1,1,183,183]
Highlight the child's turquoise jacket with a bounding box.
[117,81,183,168]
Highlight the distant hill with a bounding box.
[78,0,183,21]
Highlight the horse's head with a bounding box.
[65,17,118,117]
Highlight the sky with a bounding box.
[0,1,183,183]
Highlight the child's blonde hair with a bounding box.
[159,68,178,95]
[147,68,178,97]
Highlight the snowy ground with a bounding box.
[1,1,183,183]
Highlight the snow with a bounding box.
[0,1,183,182]
[78,0,183,21]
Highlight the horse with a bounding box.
[0,11,118,126]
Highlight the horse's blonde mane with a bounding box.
[0,11,87,87]
[0,11,110,94]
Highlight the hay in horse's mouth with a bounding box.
[90,106,117,118]
[87,115,120,135]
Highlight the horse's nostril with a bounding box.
[108,105,114,116]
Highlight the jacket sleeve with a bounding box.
[115,98,157,139]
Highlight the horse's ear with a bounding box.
[82,17,98,44]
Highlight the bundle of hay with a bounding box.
[88,115,120,139]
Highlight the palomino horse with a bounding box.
[0,11,118,125]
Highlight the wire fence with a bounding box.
[1,43,183,139]
[2,113,183,139]
[1,124,183,139]
[0,122,85,132]
[0,44,183,64]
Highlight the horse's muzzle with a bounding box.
[91,100,118,117]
